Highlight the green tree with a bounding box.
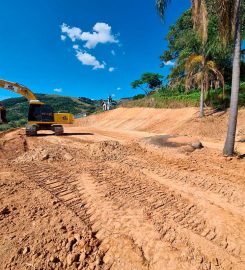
[131,72,163,95]
[160,9,235,87]
[156,0,244,156]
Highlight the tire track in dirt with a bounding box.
[123,155,245,209]
[67,139,245,270]
[19,162,149,270]
[13,133,245,270]
[90,138,245,208]
[48,133,245,208]
[20,163,92,228]
[73,167,193,270]
[82,160,244,270]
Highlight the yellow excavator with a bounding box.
[0,79,74,136]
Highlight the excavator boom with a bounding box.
[0,79,40,102]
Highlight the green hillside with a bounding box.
[0,94,101,131]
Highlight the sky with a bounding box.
[0,0,190,100]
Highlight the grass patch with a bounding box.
[123,87,245,109]
[123,91,200,108]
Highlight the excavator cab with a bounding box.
[28,103,54,122]
[0,103,7,124]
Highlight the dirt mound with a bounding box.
[88,141,127,160]
[75,107,245,141]
[173,110,245,141]
[86,140,147,162]
[0,129,27,159]
[14,146,74,163]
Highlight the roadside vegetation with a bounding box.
[123,85,245,109]
[124,0,245,155]
[156,0,244,156]
[128,3,245,111]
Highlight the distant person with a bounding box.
[107,96,113,110]
[102,101,107,111]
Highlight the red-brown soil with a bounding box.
[0,107,245,270]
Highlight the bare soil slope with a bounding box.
[75,107,245,142]
[1,107,245,270]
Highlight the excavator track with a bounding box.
[19,147,245,270]
[20,163,91,227]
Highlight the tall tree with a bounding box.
[223,0,242,156]
[156,0,243,156]
[160,9,235,87]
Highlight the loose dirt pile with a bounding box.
[0,129,27,159]
[87,140,147,161]
[15,146,74,163]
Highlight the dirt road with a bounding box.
[1,108,245,270]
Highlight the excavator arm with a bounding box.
[0,79,40,102]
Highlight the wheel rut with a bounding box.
[17,137,245,270]
[20,163,92,228]
[80,160,244,270]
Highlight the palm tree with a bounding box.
[223,0,242,156]
[185,55,224,117]
[156,0,208,43]
[156,0,243,156]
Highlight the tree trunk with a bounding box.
[200,84,204,117]
[223,0,241,156]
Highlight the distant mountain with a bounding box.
[1,94,102,129]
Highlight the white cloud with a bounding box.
[164,60,175,66]
[117,87,121,90]
[111,50,116,56]
[54,88,63,93]
[61,22,118,49]
[61,23,82,42]
[109,67,115,72]
[81,23,118,49]
[111,94,116,97]
[75,50,105,70]
[73,44,79,49]
[61,35,67,41]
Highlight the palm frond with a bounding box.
[156,0,171,21]
[185,54,225,95]
[192,0,208,44]
[216,0,235,45]
[185,54,204,71]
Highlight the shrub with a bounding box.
[132,94,145,100]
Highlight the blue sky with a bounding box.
[0,0,190,100]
